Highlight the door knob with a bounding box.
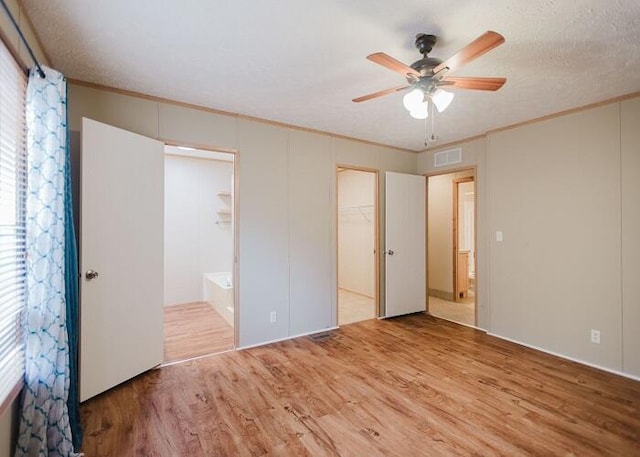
[85,269,99,281]
[386,250,394,256]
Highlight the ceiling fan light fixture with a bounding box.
[409,102,429,119]
[431,89,455,112]
[403,88,424,111]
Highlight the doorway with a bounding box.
[163,145,236,363]
[427,169,476,326]
[337,167,378,325]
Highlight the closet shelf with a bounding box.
[217,191,232,197]
[216,209,232,215]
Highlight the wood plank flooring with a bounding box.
[82,313,640,456]
[164,302,234,363]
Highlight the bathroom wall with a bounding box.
[164,152,234,306]
[338,169,376,297]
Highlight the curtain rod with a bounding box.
[0,0,45,78]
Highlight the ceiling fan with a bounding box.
[353,31,507,119]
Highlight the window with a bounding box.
[0,38,27,410]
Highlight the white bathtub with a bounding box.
[204,272,234,327]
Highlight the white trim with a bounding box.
[427,312,482,331]
[164,145,233,162]
[488,332,640,382]
[237,326,339,350]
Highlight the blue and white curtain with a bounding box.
[15,67,81,456]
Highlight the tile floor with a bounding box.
[338,288,376,325]
[428,292,475,326]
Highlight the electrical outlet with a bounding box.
[590,329,601,344]
[270,311,277,323]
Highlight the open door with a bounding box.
[384,172,426,317]
[80,118,164,401]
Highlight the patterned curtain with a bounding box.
[15,67,81,456]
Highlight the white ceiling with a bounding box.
[22,0,640,151]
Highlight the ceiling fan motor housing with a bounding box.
[409,57,443,77]
[410,34,443,81]
[415,33,437,56]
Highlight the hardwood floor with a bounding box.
[164,302,234,363]
[82,313,640,456]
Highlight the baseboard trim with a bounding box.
[428,289,455,302]
[237,326,340,351]
[338,287,375,299]
[487,332,640,382]
[427,312,481,331]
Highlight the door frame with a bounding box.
[163,139,240,351]
[425,166,477,326]
[452,176,475,303]
[335,165,380,324]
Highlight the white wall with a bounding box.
[338,170,375,297]
[487,103,622,369]
[67,83,418,348]
[164,154,233,306]
[288,130,334,336]
[621,97,640,377]
[419,98,640,378]
[66,80,640,377]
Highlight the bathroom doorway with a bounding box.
[162,145,236,363]
[337,166,379,325]
[427,169,476,326]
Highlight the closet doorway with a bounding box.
[163,145,236,363]
[337,166,379,325]
[427,169,476,326]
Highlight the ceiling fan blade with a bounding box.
[353,85,409,103]
[441,77,506,91]
[367,52,420,78]
[434,31,505,75]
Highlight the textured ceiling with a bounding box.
[22,0,640,151]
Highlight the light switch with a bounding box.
[496,231,503,242]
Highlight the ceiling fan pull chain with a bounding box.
[424,102,436,147]
[424,115,429,146]
[430,102,437,144]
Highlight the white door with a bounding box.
[80,118,164,402]
[384,172,426,317]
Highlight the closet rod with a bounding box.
[0,0,45,78]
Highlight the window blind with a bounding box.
[0,38,27,409]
